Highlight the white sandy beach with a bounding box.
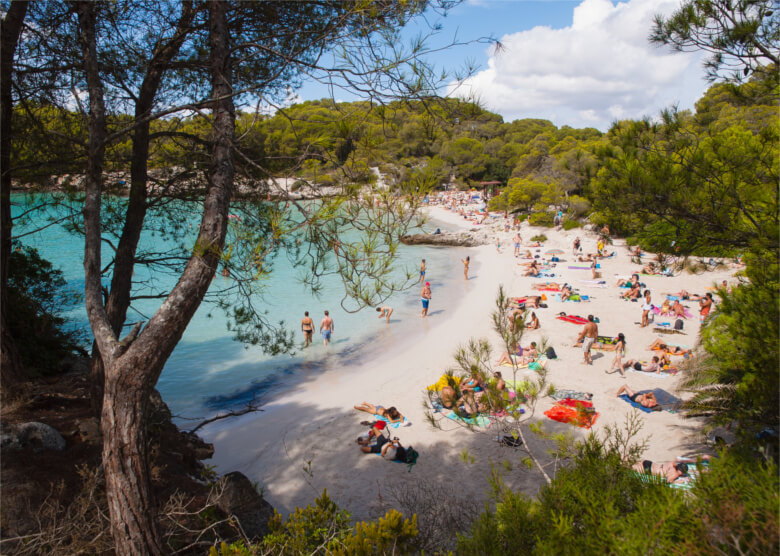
[202,205,736,522]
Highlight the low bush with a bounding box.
[562,219,581,230]
[530,234,548,243]
[528,211,554,227]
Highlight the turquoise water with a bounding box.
[11,194,463,420]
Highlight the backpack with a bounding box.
[545,347,557,359]
[403,447,419,472]
[674,319,684,330]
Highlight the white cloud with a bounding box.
[451,0,708,130]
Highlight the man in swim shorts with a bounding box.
[419,259,426,283]
[421,282,431,317]
[301,311,314,347]
[320,310,334,346]
[577,315,598,365]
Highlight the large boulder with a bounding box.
[400,232,488,247]
[0,421,66,452]
[215,472,275,540]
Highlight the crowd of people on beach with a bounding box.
[337,193,733,483]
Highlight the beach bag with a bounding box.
[674,319,684,330]
[545,347,557,359]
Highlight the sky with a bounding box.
[296,0,710,131]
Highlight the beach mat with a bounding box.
[373,414,411,428]
[443,410,490,428]
[619,394,659,413]
[626,369,673,379]
[556,314,589,325]
[549,389,593,402]
[544,405,599,429]
[568,265,599,270]
[650,388,683,410]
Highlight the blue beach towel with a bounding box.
[373,414,411,428]
[619,394,659,413]
[444,410,490,427]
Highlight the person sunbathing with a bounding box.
[354,403,404,423]
[648,339,691,356]
[659,299,672,315]
[357,420,388,452]
[577,253,594,262]
[532,282,562,290]
[526,312,540,330]
[496,341,538,366]
[439,385,457,409]
[622,283,642,300]
[621,356,661,374]
[523,262,540,277]
[616,273,640,287]
[560,284,573,301]
[616,385,659,408]
[492,371,506,392]
[632,459,689,483]
[668,290,705,301]
[642,261,658,274]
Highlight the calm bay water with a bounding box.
[11,194,462,420]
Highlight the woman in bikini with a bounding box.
[462,256,470,280]
[606,333,626,375]
[354,403,404,423]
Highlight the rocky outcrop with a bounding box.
[400,232,490,247]
[1,421,66,452]
[216,472,275,540]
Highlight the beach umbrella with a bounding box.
[546,249,564,255]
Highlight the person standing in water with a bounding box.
[462,256,470,280]
[419,259,426,283]
[376,305,393,323]
[421,282,432,317]
[301,311,314,347]
[320,310,334,347]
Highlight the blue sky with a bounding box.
[295,0,710,131]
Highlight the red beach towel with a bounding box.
[544,405,599,429]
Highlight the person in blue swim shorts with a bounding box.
[421,282,431,317]
[320,310,334,346]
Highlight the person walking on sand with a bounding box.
[320,310,334,346]
[421,282,432,317]
[496,237,501,253]
[514,233,522,257]
[641,290,653,328]
[376,305,393,323]
[577,314,598,365]
[462,256,470,280]
[573,237,581,255]
[419,259,426,283]
[301,311,314,347]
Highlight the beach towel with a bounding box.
[653,327,686,335]
[597,335,617,344]
[568,265,599,270]
[549,389,593,402]
[626,369,674,379]
[538,272,556,278]
[556,314,589,325]
[443,410,490,428]
[618,394,660,413]
[544,405,599,429]
[535,287,561,292]
[373,414,411,428]
[556,398,593,409]
[579,280,608,288]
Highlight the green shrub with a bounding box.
[528,211,554,227]
[530,234,547,243]
[566,194,590,218]
[562,219,581,230]
[6,244,83,376]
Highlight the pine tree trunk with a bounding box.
[0,0,29,393]
[83,1,235,551]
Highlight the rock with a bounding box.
[400,232,488,247]
[58,354,89,374]
[77,417,102,444]
[182,431,214,461]
[215,472,275,540]
[0,421,66,452]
